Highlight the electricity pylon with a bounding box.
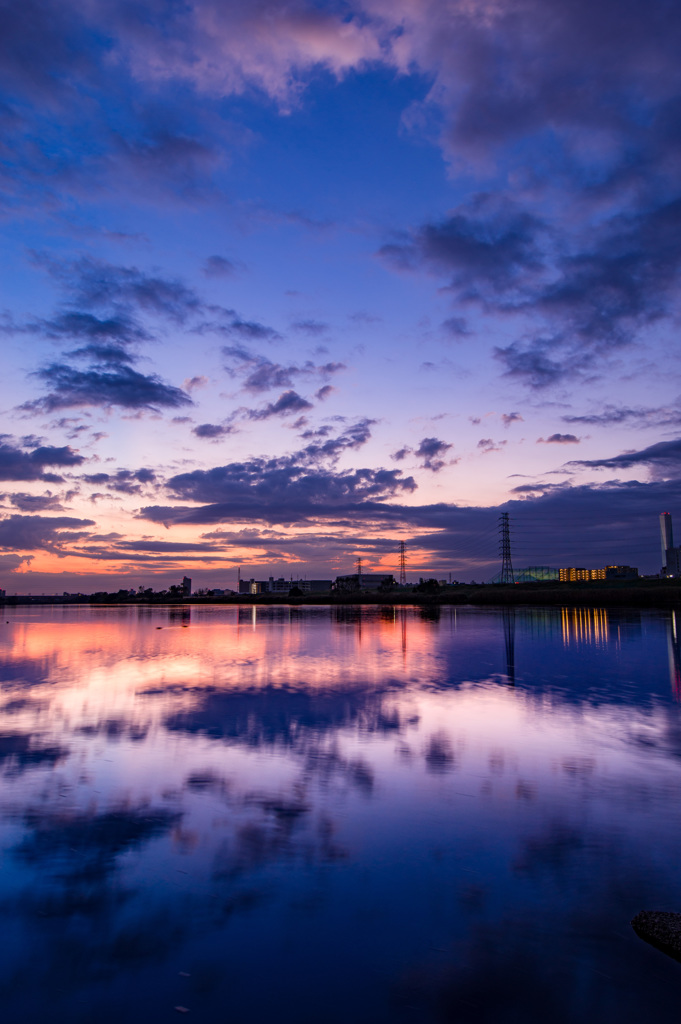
[399,541,407,586]
[499,512,515,584]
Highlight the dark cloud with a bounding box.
[212,317,281,342]
[0,441,84,482]
[67,343,135,367]
[23,363,192,412]
[202,254,237,277]
[570,437,681,475]
[7,492,65,512]
[82,469,157,495]
[315,384,335,401]
[247,390,314,420]
[441,316,470,337]
[391,437,453,472]
[296,418,375,461]
[563,405,681,428]
[539,433,580,444]
[192,423,233,439]
[379,195,544,301]
[415,437,453,472]
[137,472,681,577]
[32,253,202,323]
[30,311,150,346]
[222,346,345,394]
[291,319,328,335]
[478,438,507,453]
[138,420,413,527]
[502,412,523,428]
[493,342,566,389]
[382,193,681,391]
[0,514,95,551]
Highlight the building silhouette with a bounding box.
[660,512,681,576]
[238,577,331,594]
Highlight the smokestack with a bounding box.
[660,512,674,568]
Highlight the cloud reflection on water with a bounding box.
[0,605,680,1021]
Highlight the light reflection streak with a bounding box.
[561,607,609,647]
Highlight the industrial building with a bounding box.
[508,566,559,582]
[660,512,681,575]
[559,566,638,582]
[238,577,332,595]
[604,565,638,580]
[334,573,396,591]
[560,567,606,581]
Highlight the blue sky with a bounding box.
[2,0,681,590]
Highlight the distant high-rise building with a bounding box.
[559,567,606,581]
[182,576,192,597]
[661,513,674,571]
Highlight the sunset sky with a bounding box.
[2,0,681,591]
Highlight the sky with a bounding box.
[2,0,681,591]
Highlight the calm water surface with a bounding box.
[1,603,681,1022]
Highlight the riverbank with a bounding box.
[3,578,681,608]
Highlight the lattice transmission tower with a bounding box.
[399,541,407,586]
[499,512,515,584]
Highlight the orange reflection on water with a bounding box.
[0,606,448,719]
[560,607,609,647]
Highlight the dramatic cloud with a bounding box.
[138,420,414,526]
[136,475,681,577]
[382,192,681,388]
[571,438,681,476]
[7,492,65,512]
[32,253,202,323]
[4,0,681,584]
[379,195,545,302]
[0,514,95,551]
[23,364,192,412]
[0,441,84,482]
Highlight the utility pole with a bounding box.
[499,512,515,584]
[356,556,363,579]
[399,541,407,586]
